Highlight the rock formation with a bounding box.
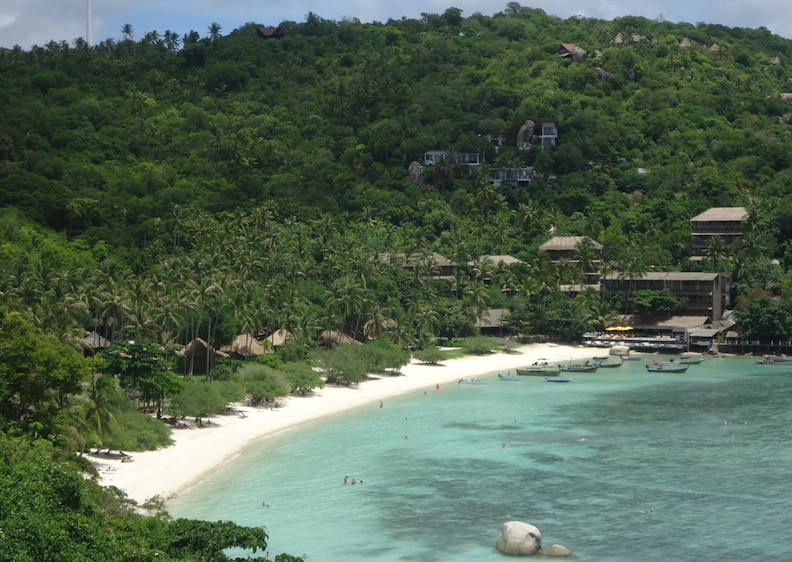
[495,521,542,556]
[540,544,574,557]
[517,120,535,150]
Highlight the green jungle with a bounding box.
[2,4,792,560]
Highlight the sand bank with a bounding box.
[94,344,595,504]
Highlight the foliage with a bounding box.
[736,295,792,340]
[0,434,303,561]
[460,335,501,355]
[280,361,325,395]
[360,339,411,373]
[412,345,448,364]
[312,344,369,385]
[101,339,182,416]
[0,312,89,432]
[169,379,245,422]
[631,289,688,316]
[234,364,291,405]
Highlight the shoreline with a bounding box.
[93,343,596,505]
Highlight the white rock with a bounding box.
[495,521,542,555]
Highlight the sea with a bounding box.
[168,355,792,561]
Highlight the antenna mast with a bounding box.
[86,0,93,45]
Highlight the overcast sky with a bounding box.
[1,1,791,50]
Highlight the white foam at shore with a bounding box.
[94,344,595,504]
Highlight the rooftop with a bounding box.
[690,207,747,222]
[539,236,603,251]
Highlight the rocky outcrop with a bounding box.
[540,544,574,557]
[495,521,542,555]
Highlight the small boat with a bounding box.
[757,354,792,365]
[545,376,571,383]
[497,373,523,381]
[645,360,688,373]
[458,378,486,384]
[679,356,704,365]
[517,366,561,376]
[560,362,598,373]
[595,357,623,368]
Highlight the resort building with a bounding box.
[602,271,733,321]
[689,207,747,259]
[380,252,457,280]
[539,235,603,286]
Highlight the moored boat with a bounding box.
[757,354,792,365]
[595,357,623,368]
[645,360,688,373]
[458,378,486,384]
[560,362,598,373]
[545,376,571,383]
[497,373,523,381]
[516,361,561,375]
[679,356,705,365]
[516,366,561,376]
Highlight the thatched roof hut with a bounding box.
[178,338,229,359]
[223,333,269,359]
[265,329,293,347]
[319,330,364,346]
[81,330,111,356]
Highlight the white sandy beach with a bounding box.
[94,344,596,504]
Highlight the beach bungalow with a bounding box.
[222,333,269,360]
[81,330,111,356]
[178,338,229,374]
[265,329,293,348]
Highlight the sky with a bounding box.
[1,1,791,50]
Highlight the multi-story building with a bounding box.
[690,207,747,259]
[602,271,732,321]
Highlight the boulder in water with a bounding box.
[540,544,574,557]
[495,521,541,555]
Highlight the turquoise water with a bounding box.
[169,357,792,561]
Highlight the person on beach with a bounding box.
[343,475,348,485]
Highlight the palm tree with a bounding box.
[121,23,134,41]
[208,22,222,40]
[617,249,647,315]
[705,235,731,271]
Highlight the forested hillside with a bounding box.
[2,4,792,346]
[2,6,792,558]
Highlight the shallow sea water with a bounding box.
[169,356,792,561]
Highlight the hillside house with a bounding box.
[537,120,559,149]
[690,207,747,259]
[490,167,534,188]
[481,132,506,147]
[423,150,484,168]
[557,43,588,62]
[256,26,283,39]
[380,252,457,280]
